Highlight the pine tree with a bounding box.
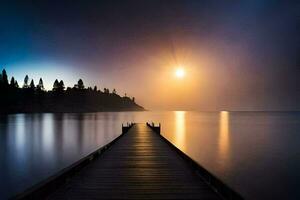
[15,80,19,88]
[30,79,35,89]
[77,79,84,89]
[2,69,8,85]
[37,78,44,91]
[10,77,15,87]
[59,80,65,91]
[23,75,29,88]
[53,79,59,91]
[9,76,18,89]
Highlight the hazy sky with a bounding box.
[0,0,299,110]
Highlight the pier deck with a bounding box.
[47,124,221,199]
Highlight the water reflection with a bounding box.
[0,112,123,199]
[174,111,186,151]
[218,111,230,170]
[15,115,26,155]
[42,114,55,162]
[1,111,300,200]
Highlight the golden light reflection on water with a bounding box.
[218,111,230,169]
[174,111,186,151]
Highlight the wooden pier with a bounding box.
[15,123,242,200]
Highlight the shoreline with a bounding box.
[0,108,146,115]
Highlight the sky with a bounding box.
[0,0,299,111]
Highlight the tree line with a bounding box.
[0,69,132,98]
[0,69,142,113]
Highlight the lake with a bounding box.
[0,111,299,199]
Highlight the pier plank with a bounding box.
[47,124,220,200]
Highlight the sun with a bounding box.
[175,67,185,78]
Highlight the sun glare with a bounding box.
[175,67,185,78]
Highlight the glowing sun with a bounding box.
[175,67,186,78]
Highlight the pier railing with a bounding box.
[146,122,161,134]
[122,122,134,134]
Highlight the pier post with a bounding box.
[122,122,134,134]
[146,122,161,134]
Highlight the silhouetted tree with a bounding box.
[124,93,127,97]
[93,86,97,92]
[10,77,15,87]
[132,97,135,102]
[53,79,59,91]
[23,75,29,88]
[36,78,44,91]
[9,77,19,89]
[77,79,84,89]
[104,88,109,94]
[2,69,8,85]
[53,79,65,92]
[15,80,19,88]
[112,88,116,94]
[30,79,35,89]
[59,80,65,91]
[0,69,8,90]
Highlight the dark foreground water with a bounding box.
[0,111,299,199]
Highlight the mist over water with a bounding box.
[0,111,299,199]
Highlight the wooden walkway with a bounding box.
[46,124,221,200]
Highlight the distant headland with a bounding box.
[0,69,145,113]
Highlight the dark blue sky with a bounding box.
[0,0,299,110]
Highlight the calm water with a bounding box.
[0,111,299,199]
